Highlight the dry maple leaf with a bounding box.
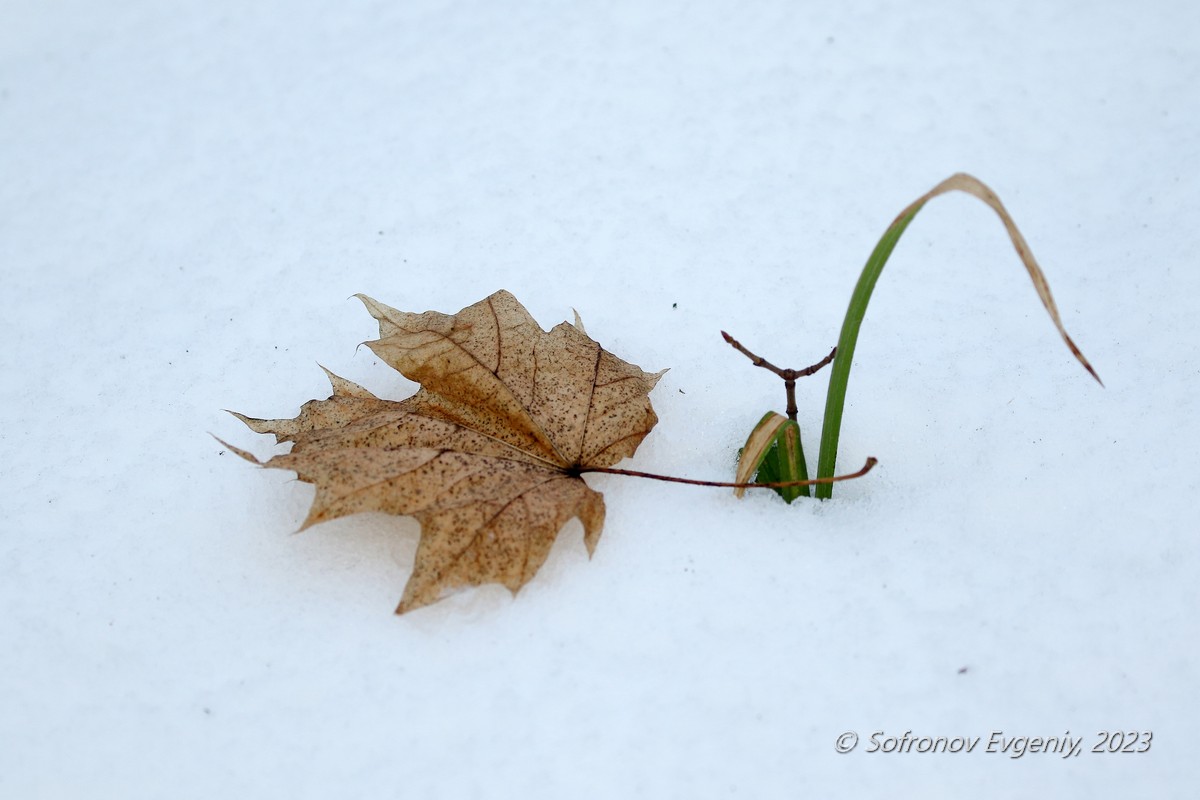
[224,290,664,613]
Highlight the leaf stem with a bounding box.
[579,457,877,489]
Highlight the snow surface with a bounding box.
[3,0,1198,796]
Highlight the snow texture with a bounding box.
[2,0,1198,796]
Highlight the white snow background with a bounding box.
[2,0,1197,796]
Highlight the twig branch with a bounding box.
[579,457,877,489]
[721,332,837,420]
[721,333,836,381]
[792,346,838,378]
[721,330,788,377]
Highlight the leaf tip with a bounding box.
[353,293,391,325]
[395,583,434,615]
[316,364,375,398]
[226,408,284,438]
[578,492,606,557]
[1060,333,1104,387]
[212,434,262,465]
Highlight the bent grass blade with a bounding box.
[814,173,1102,499]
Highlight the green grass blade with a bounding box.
[813,173,1101,499]
[783,419,811,500]
[814,202,924,499]
[754,419,809,502]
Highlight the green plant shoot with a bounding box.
[735,412,810,503]
[812,173,1102,499]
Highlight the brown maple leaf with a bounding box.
[224,291,664,613]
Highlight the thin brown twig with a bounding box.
[578,457,877,489]
[721,330,788,376]
[791,346,838,378]
[721,332,837,420]
[720,332,837,381]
